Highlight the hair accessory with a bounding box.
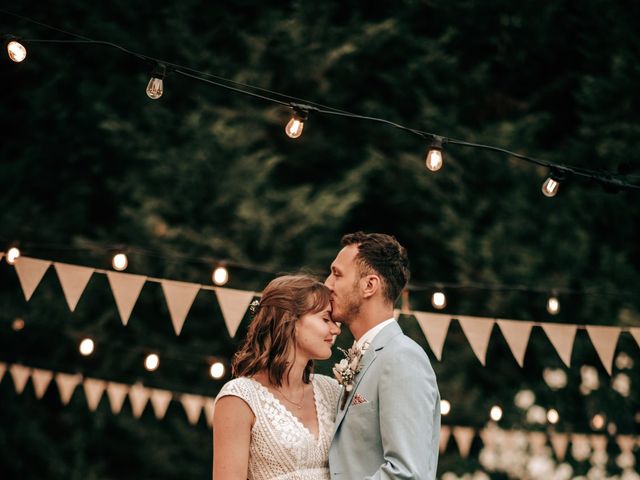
[249,299,260,316]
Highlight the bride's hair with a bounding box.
[232,275,332,386]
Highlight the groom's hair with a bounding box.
[232,275,331,386]
[341,232,410,305]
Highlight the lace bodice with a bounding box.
[216,374,341,480]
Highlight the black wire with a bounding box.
[3,9,640,191]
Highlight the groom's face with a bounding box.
[325,244,363,325]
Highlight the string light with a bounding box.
[591,413,605,430]
[79,337,95,356]
[431,290,447,310]
[209,361,225,379]
[547,408,560,424]
[542,169,566,197]
[285,105,309,139]
[146,63,166,100]
[425,136,444,172]
[144,353,160,371]
[6,246,20,264]
[5,36,27,62]
[441,399,451,415]
[11,317,25,331]
[546,295,560,315]
[111,252,128,271]
[212,265,229,286]
[490,405,503,421]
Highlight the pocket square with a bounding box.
[351,393,368,406]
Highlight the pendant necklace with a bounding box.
[277,386,305,409]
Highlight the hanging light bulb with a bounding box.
[490,405,503,421]
[440,399,451,415]
[285,106,309,139]
[542,169,566,197]
[546,295,560,315]
[112,252,128,271]
[431,290,447,310]
[425,136,444,172]
[144,353,160,372]
[209,361,226,379]
[146,63,166,100]
[547,408,560,424]
[79,337,95,356]
[6,246,21,264]
[5,37,27,63]
[212,265,229,286]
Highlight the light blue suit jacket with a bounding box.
[329,321,440,479]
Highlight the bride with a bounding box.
[213,275,342,480]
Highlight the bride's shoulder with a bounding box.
[217,376,256,397]
[312,373,340,392]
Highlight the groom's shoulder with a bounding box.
[384,331,430,363]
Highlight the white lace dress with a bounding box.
[215,374,341,480]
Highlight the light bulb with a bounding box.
[7,40,27,63]
[285,116,304,138]
[7,247,21,264]
[209,361,225,379]
[547,408,559,424]
[440,399,451,415]
[431,291,447,310]
[12,317,25,331]
[146,76,163,99]
[546,296,560,315]
[425,149,443,171]
[542,176,560,197]
[79,337,95,356]
[591,413,605,430]
[212,266,229,286]
[490,405,503,421]
[144,353,160,371]
[112,253,128,271]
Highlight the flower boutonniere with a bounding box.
[333,341,369,410]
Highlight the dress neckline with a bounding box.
[247,376,322,442]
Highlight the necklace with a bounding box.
[276,385,305,409]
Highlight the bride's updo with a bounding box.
[231,275,331,386]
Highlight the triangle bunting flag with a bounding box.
[83,378,107,411]
[541,323,577,367]
[457,315,495,365]
[14,257,52,301]
[9,364,31,394]
[215,287,255,337]
[414,312,451,361]
[129,383,150,418]
[55,373,82,405]
[180,393,204,425]
[586,326,621,375]
[106,382,130,414]
[452,426,475,458]
[31,368,53,399]
[160,280,200,336]
[150,389,173,420]
[106,272,147,326]
[496,319,533,367]
[54,262,94,312]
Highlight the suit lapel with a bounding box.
[333,321,403,432]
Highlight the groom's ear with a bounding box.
[361,275,381,299]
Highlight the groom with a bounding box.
[325,232,440,479]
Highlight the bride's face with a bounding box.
[294,304,341,360]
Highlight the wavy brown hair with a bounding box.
[232,275,332,387]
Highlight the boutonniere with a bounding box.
[333,341,369,409]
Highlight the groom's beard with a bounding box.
[333,285,362,326]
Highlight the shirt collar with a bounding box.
[356,317,396,350]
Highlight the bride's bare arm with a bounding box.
[213,396,254,480]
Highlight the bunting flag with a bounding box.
[150,389,173,420]
[9,364,31,394]
[0,362,6,383]
[31,368,53,399]
[160,280,201,336]
[528,431,547,454]
[440,425,451,454]
[586,326,621,375]
[414,312,451,361]
[129,382,151,418]
[55,372,82,405]
[215,287,255,337]
[83,378,107,411]
[628,327,640,349]
[541,323,577,367]
[457,315,495,365]
[590,434,608,452]
[496,319,533,367]
[549,432,569,460]
[180,393,205,425]
[54,262,94,312]
[616,435,635,454]
[452,426,475,458]
[13,256,52,301]
[106,382,130,414]
[106,271,147,326]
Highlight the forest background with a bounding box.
[1,1,639,478]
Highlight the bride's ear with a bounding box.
[361,275,380,299]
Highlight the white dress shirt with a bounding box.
[356,317,396,350]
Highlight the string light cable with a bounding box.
[3,9,640,193]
